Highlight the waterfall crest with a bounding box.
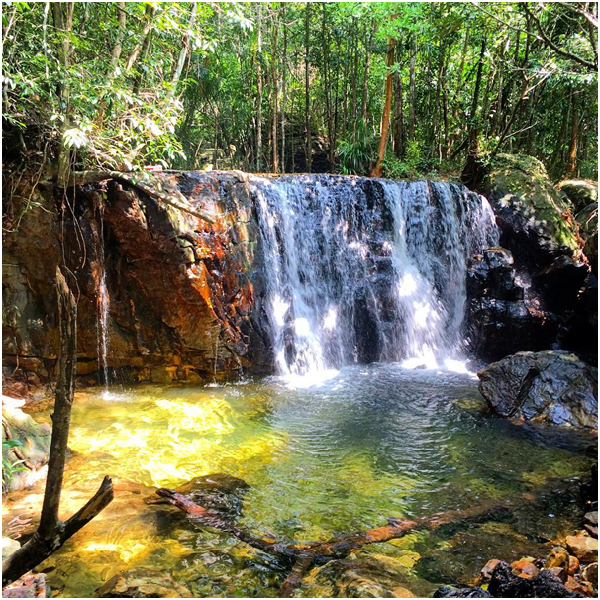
[253,175,498,375]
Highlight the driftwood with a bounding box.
[2,270,114,588]
[156,486,509,597]
[67,170,215,224]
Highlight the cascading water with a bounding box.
[253,175,498,377]
[92,202,111,390]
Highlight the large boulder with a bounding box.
[477,351,597,428]
[558,180,598,213]
[484,154,582,269]
[475,155,596,361]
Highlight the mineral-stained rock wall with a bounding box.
[3,171,272,389]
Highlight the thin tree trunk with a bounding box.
[110,3,126,67]
[51,2,74,186]
[271,8,279,173]
[370,38,396,178]
[392,63,405,159]
[256,4,263,171]
[566,89,579,176]
[304,3,312,173]
[166,2,197,101]
[2,270,114,587]
[361,19,374,121]
[408,36,417,143]
[280,5,287,172]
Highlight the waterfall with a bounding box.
[253,176,498,376]
[93,202,111,389]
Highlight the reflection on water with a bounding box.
[17,364,595,597]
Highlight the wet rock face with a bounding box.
[477,351,598,428]
[2,172,272,387]
[465,248,558,360]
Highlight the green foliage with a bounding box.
[381,142,425,179]
[2,439,28,490]
[1,2,597,179]
[337,122,376,175]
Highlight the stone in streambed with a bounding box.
[433,586,491,598]
[566,532,598,562]
[147,472,250,520]
[581,562,598,587]
[94,568,192,598]
[487,561,583,597]
[477,351,598,428]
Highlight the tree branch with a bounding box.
[67,171,216,224]
[522,3,597,71]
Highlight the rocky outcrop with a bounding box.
[477,351,598,428]
[471,154,596,360]
[465,248,558,361]
[2,171,272,387]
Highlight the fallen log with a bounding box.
[67,170,216,224]
[156,485,510,597]
[2,270,114,588]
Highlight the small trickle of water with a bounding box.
[93,201,111,389]
[253,176,498,376]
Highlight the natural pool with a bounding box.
[11,363,596,597]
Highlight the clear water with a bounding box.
[19,365,594,598]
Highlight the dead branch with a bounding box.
[2,270,114,588]
[66,170,215,224]
[156,486,509,597]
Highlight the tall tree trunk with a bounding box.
[392,65,405,159]
[110,3,126,67]
[128,5,155,94]
[322,4,334,168]
[370,38,396,178]
[304,3,312,173]
[280,5,287,172]
[271,8,279,173]
[566,89,579,176]
[361,19,374,121]
[256,5,263,171]
[51,2,74,186]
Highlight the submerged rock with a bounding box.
[477,351,598,428]
[148,473,250,520]
[433,587,491,598]
[94,568,192,598]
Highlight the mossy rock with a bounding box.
[484,154,581,267]
[558,180,598,212]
